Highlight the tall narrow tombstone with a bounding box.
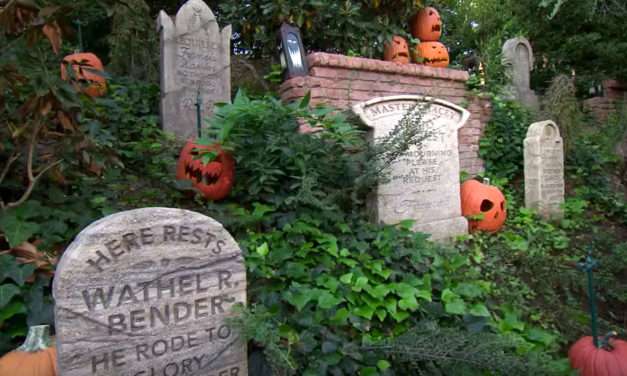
[53,208,247,376]
[502,37,539,111]
[157,0,231,139]
[353,95,470,240]
[524,120,565,219]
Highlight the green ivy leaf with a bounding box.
[469,303,490,317]
[256,242,269,257]
[0,284,20,309]
[377,359,391,371]
[0,212,39,248]
[0,301,26,323]
[353,305,375,320]
[339,272,353,284]
[398,295,419,310]
[352,276,369,292]
[445,300,467,315]
[318,291,342,309]
[0,256,35,287]
[330,307,349,325]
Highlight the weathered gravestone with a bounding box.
[157,0,231,140]
[502,37,539,111]
[353,95,470,240]
[524,120,565,219]
[53,207,247,376]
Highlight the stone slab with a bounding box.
[353,95,469,240]
[524,120,565,219]
[53,207,247,376]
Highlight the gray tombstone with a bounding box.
[53,207,247,376]
[157,0,231,140]
[502,37,539,111]
[353,95,470,241]
[524,120,565,219]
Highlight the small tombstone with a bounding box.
[53,208,247,376]
[502,37,539,111]
[524,120,565,219]
[157,0,231,140]
[353,95,470,240]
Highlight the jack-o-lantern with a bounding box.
[384,36,410,64]
[569,334,627,376]
[461,178,506,232]
[176,140,235,201]
[414,42,449,68]
[411,7,442,41]
[60,52,106,97]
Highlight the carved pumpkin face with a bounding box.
[569,336,627,376]
[175,140,235,201]
[383,36,410,64]
[415,42,449,68]
[461,179,507,232]
[411,7,442,41]
[60,52,107,97]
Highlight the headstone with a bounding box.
[157,0,231,140]
[53,208,247,376]
[502,37,539,111]
[524,120,565,219]
[353,95,470,240]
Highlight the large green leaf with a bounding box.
[0,211,39,248]
[0,284,20,308]
[0,255,35,286]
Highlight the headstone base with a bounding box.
[413,216,468,241]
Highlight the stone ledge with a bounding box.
[306,52,470,82]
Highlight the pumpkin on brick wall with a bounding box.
[384,36,410,64]
[411,7,442,42]
[175,140,235,201]
[461,178,507,232]
[415,41,449,68]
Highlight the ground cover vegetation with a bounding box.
[1,0,627,375]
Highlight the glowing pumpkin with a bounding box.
[414,42,449,68]
[0,325,57,376]
[569,334,627,376]
[176,140,235,201]
[410,7,442,41]
[60,52,106,97]
[461,179,506,232]
[384,36,410,64]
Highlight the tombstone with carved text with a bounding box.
[524,120,565,219]
[353,95,470,240]
[53,207,247,376]
[157,0,231,139]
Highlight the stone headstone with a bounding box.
[53,208,247,376]
[157,0,231,140]
[502,37,539,111]
[524,120,565,219]
[353,95,470,240]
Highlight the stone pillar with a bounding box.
[524,120,565,219]
[157,0,231,140]
[353,95,470,240]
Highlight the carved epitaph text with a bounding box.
[157,0,231,139]
[54,208,247,376]
[353,95,470,240]
[524,120,565,219]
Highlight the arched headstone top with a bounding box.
[174,0,219,36]
[526,120,561,140]
[352,95,470,131]
[502,37,534,70]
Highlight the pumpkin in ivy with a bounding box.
[0,325,57,376]
[414,41,449,68]
[60,52,107,97]
[460,178,507,232]
[569,333,627,376]
[176,140,235,201]
[410,7,442,41]
[384,36,410,64]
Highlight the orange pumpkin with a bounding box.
[176,140,235,201]
[60,52,106,97]
[411,7,442,41]
[414,42,449,68]
[383,36,410,64]
[461,179,507,232]
[569,335,627,376]
[0,325,57,376]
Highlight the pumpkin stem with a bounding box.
[18,325,52,353]
[482,177,490,185]
[74,20,83,52]
[577,249,600,348]
[195,89,202,139]
[600,331,618,351]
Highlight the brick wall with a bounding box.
[583,80,627,122]
[280,53,491,176]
